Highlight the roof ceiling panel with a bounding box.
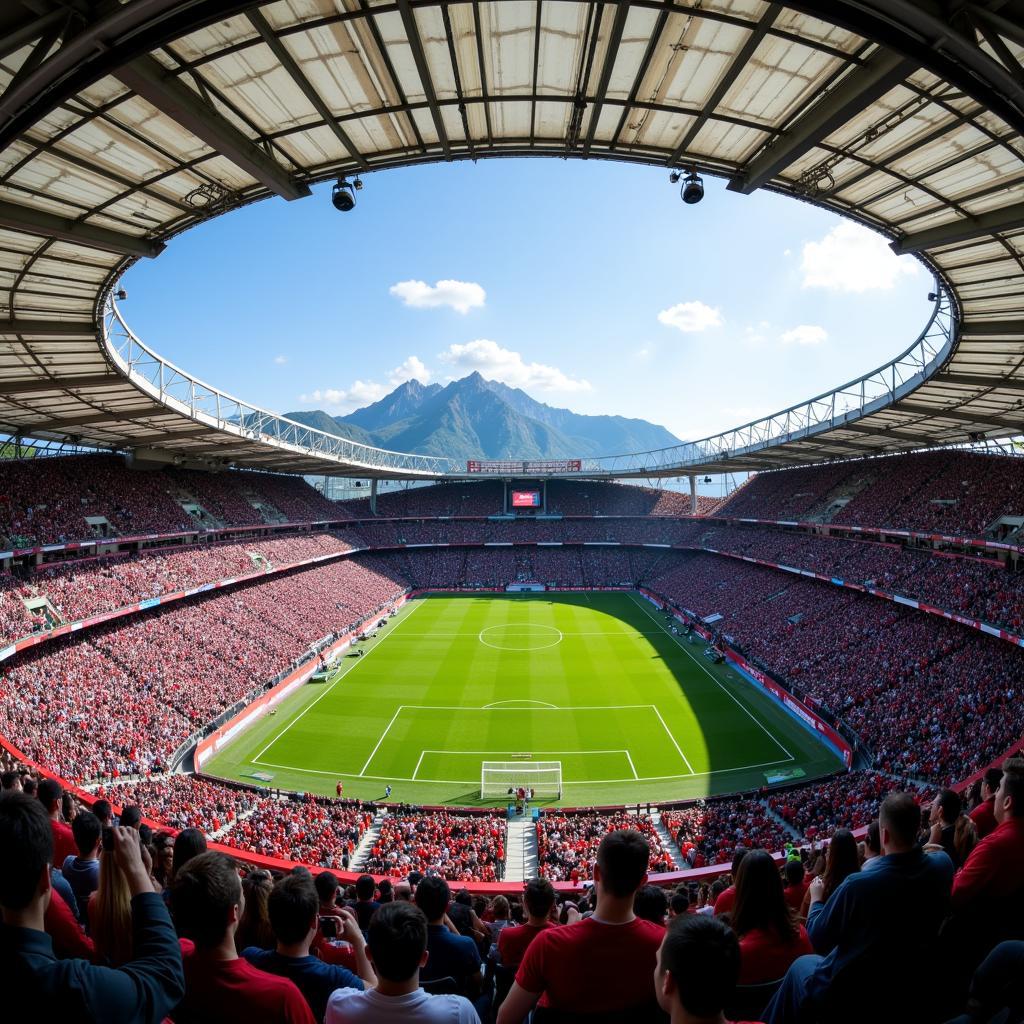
[535,2,589,96]
[413,5,460,102]
[657,15,752,111]
[535,101,571,140]
[273,123,351,166]
[372,9,427,104]
[486,0,537,96]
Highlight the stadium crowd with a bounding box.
[661,798,794,868]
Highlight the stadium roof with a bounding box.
[1,1,1024,478]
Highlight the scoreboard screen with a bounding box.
[511,490,542,508]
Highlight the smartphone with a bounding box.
[102,826,115,852]
[319,916,340,938]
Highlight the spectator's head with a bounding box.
[655,914,740,1019]
[933,788,962,826]
[414,875,450,924]
[454,888,472,907]
[37,777,62,817]
[594,829,649,900]
[407,870,423,890]
[634,884,668,925]
[21,775,37,798]
[92,799,113,826]
[377,878,393,904]
[172,827,208,879]
[982,767,1003,801]
[523,877,555,921]
[823,828,860,897]
[995,757,1024,824]
[394,880,412,902]
[367,902,429,985]
[314,870,339,907]
[119,805,142,830]
[668,889,689,917]
[492,895,510,920]
[0,771,20,792]
[783,859,805,887]
[237,870,274,953]
[171,851,243,950]
[267,874,319,949]
[71,810,101,859]
[732,849,796,940]
[865,820,881,859]
[355,874,376,901]
[730,847,748,880]
[880,792,922,854]
[0,792,53,916]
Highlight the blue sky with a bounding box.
[122,158,930,449]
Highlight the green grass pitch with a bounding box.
[204,592,842,806]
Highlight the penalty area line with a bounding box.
[649,705,694,775]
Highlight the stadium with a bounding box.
[0,3,1023,1023]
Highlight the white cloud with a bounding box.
[299,380,388,413]
[388,355,431,385]
[800,221,920,292]
[439,339,590,393]
[657,300,724,333]
[780,324,828,346]
[273,354,288,365]
[389,279,485,314]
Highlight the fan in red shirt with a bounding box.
[37,779,77,866]
[497,877,557,969]
[171,850,315,1024]
[731,850,814,985]
[714,848,750,917]
[781,861,809,918]
[497,830,664,1022]
[968,767,1003,841]
[655,914,763,1024]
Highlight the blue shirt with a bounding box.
[62,855,100,923]
[242,947,363,1022]
[805,848,953,1013]
[422,924,481,993]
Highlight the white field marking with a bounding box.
[650,704,695,775]
[481,699,559,709]
[252,754,792,786]
[412,750,427,780]
[625,750,639,780]
[631,593,795,761]
[478,623,563,651]
[359,705,405,776]
[253,598,425,762]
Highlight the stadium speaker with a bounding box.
[332,179,356,212]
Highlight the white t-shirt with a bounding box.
[325,987,479,1024]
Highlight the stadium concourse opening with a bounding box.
[201,591,842,807]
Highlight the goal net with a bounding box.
[481,761,562,799]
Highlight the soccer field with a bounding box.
[204,592,842,806]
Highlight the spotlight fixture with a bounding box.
[115,288,128,301]
[331,178,357,212]
[353,177,364,191]
[927,291,938,302]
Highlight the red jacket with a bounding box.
[951,816,1024,914]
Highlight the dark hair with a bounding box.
[21,776,37,797]
[880,792,923,848]
[660,914,740,1016]
[865,820,881,856]
[171,851,241,948]
[936,788,962,825]
[732,849,798,941]
[92,799,113,825]
[983,768,1003,796]
[237,871,274,952]
[377,878,393,904]
[634,884,668,924]
[731,847,749,877]
[0,792,53,910]
[523,877,555,919]
[596,829,650,898]
[315,871,339,905]
[119,805,142,829]
[669,890,689,915]
[408,870,423,888]
[71,810,101,857]
[37,777,62,812]
[414,875,450,922]
[0,771,19,791]
[783,859,805,887]
[172,827,208,878]
[454,887,473,906]
[368,902,428,982]
[821,829,860,901]
[1002,757,1024,817]
[355,874,376,901]
[268,874,319,945]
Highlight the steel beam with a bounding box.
[931,372,1024,392]
[729,48,913,194]
[0,318,96,336]
[0,199,164,257]
[892,201,1024,253]
[396,0,450,158]
[895,401,1024,430]
[0,374,123,396]
[960,320,1024,336]
[114,55,310,201]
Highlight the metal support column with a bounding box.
[370,478,378,515]
[689,475,697,515]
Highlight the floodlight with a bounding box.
[669,171,681,184]
[332,178,356,212]
[353,177,364,190]
[681,169,704,204]
[116,289,128,301]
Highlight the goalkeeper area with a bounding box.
[204,593,842,806]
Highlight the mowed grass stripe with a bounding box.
[205,593,842,806]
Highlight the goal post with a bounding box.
[481,761,562,799]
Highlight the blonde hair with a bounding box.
[89,851,133,966]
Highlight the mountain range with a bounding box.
[284,372,682,460]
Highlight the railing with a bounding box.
[102,296,455,477]
[103,282,956,479]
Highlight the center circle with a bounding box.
[478,623,564,652]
